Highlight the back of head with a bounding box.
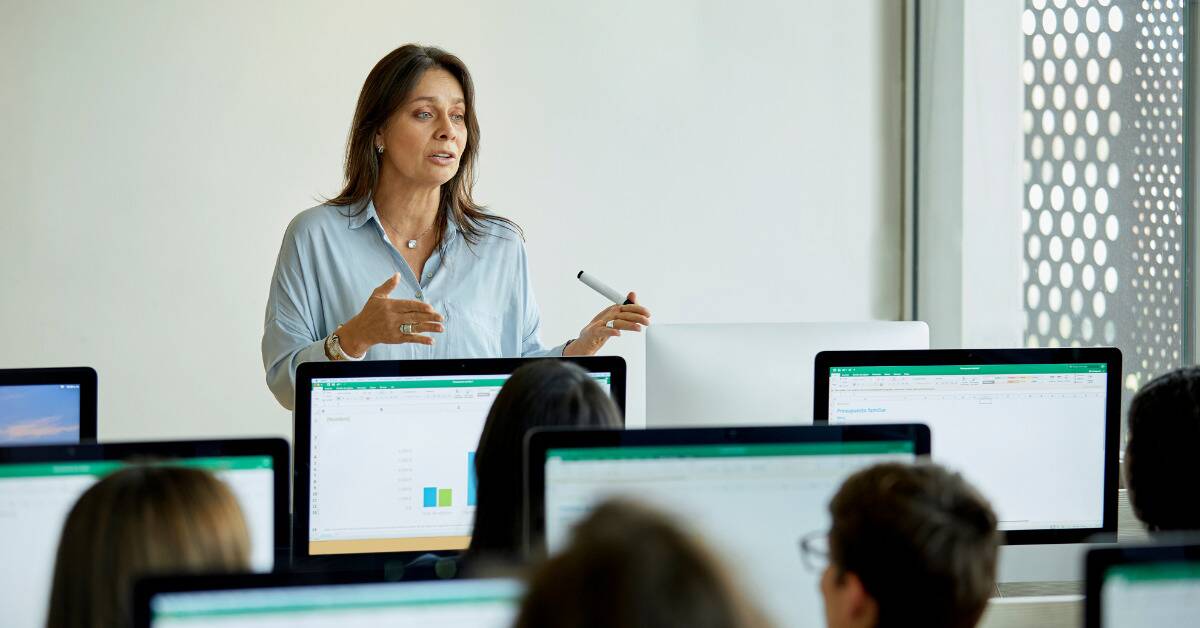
[1125,366,1200,532]
[828,462,998,628]
[468,360,623,561]
[514,499,765,628]
[46,465,251,628]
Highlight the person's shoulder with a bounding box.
[457,212,526,254]
[473,212,524,242]
[286,203,358,238]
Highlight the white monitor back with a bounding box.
[645,322,929,427]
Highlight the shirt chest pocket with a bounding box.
[443,303,504,358]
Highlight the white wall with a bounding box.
[0,0,904,440]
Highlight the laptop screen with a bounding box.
[824,361,1108,533]
[0,367,96,445]
[145,579,522,628]
[308,372,612,555]
[539,428,925,628]
[0,450,280,628]
[1099,560,1200,626]
[0,384,82,444]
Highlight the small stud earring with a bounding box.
[376,145,384,154]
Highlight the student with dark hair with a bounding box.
[813,462,999,628]
[1125,366,1200,532]
[466,359,623,564]
[514,499,768,628]
[47,465,250,628]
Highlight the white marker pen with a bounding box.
[577,270,633,305]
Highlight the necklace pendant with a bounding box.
[407,239,418,249]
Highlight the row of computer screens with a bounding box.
[131,541,1200,628]
[0,348,1119,547]
[295,347,1119,554]
[1,347,1120,626]
[3,426,919,628]
[1,431,1190,628]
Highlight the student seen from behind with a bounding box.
[811,462,999,628]
[514,498,768,628]
[46,465,251,628]
[467,359,623,565]
[1124,365,1200,532]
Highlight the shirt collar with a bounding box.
[350,198,463,243]
[347,199,377,230]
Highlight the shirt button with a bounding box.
[424,273,433,280]
[415,291,424,299]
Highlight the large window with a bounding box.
[1020,0,1189,397]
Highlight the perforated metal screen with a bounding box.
[1021,0,1188,396]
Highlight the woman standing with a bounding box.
[263,44,649,408]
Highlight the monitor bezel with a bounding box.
[1084,541,1200,628]
[133,571,521,628]
[812,347,1121,545]
[524,423,932,556]
[293,356,627,567]
[0,366,97,444]
[0,438,290,567]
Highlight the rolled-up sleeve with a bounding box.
[262,223,328,410]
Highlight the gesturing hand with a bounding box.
[338,273,445,358]
[564,292,651,357]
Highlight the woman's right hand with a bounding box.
[337,273,445,358]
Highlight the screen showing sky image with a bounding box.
[0,385,81,444]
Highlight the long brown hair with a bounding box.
[468,360,623,563]
[46,465,251,628]
[328,43,519,245]
[514,499,769,628]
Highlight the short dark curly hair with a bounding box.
[828,462,999,628]
[1125,366,1200,532]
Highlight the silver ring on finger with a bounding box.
[400,322,415,334]
[605,320,615,329]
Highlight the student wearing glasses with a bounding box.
[804,462,999,628]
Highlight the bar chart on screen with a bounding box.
[308,379,496,553]
[306,372,613,554]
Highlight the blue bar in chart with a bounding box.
[467,451,477,507]
[423,486,437,508]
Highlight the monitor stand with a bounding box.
[996,544,1094,593]
[996,490,1148,595]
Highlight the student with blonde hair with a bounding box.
[46,465,251,628]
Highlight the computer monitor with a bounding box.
[527,424,930,628]
[814,348,1120,546]
[1085,541,1200,627]
[645,322,928,427]
[293,357,626,564]
[0,367,96,445]
[0,438,289,628]
[134,573,522,628]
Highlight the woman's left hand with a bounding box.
[563,292,651,356]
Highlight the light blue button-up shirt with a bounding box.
[262,202,565,409]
